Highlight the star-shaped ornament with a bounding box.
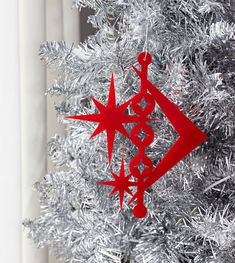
[97,159,136,209]
[66,73,139,162]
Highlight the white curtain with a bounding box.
[19,0,79,263]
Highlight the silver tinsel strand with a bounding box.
[23,0,235,262]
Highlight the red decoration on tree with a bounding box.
[97,158,136,209]
[66,73,138,162]
[66,52,208,218]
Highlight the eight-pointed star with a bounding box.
[97,158,136,209]
[66,73,139,162]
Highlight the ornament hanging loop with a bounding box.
[138,52,152,65]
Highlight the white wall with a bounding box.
[0,1,21,262]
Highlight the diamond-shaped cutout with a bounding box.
[137,97,149,110]
[134,160,149,174]
[136,128,149,142]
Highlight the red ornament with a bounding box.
[66,73,138,162]
[97,158,136,209]
[66,52,208,218]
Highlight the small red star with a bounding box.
[66,73,139,162]
[97,159,136,209]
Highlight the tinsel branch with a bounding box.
[24,0,235,262]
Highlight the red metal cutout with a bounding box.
[65,52,208,218]
[66,73,139,163]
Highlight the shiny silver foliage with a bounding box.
[24,0,235,262]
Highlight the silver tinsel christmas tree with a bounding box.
[24,0,235,262]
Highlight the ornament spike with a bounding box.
[132,65,142,79]
[107,72,116,107]
[107,130,115,162]
[90,123,106,138]
[92,97,106,112]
